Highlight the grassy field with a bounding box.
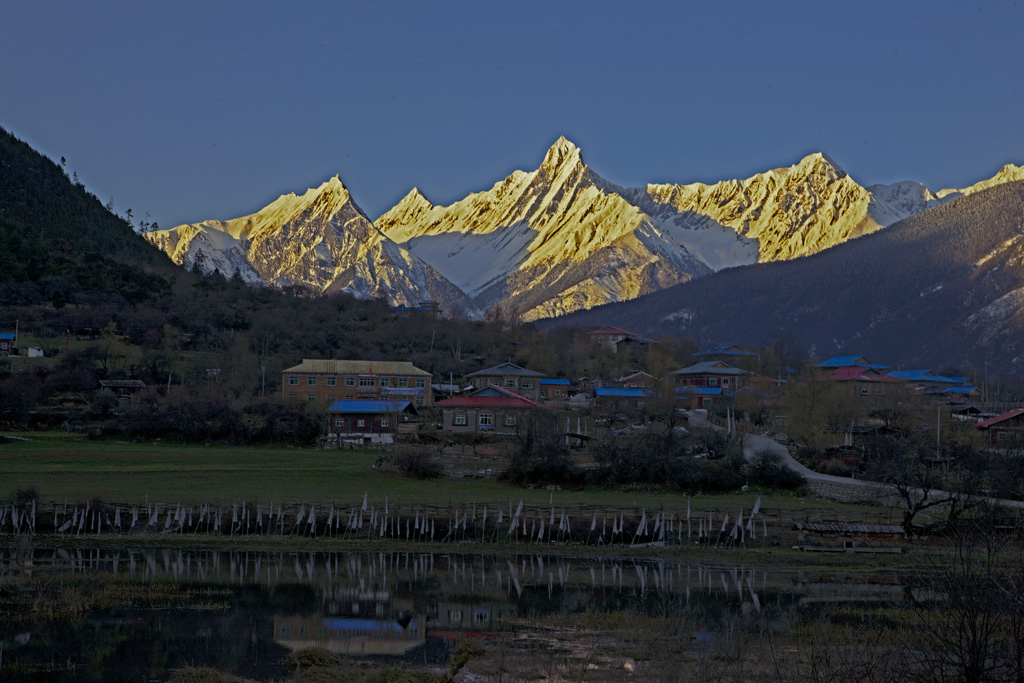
[0,431,900,523]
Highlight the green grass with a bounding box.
[0,432,892,521]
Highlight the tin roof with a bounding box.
[437,386,547,409]
[675,386,724,395]
[466,362,545,378]
[887,370,964,384]
[283,359,430,376]
[595,388,651,398]
[327,400,415,414]
[541,378,571,385]
[975,408,1024,429]
[817,355,889,370]
[671,361,746,376]
[588,326,636,336]
[693,343,758,357]
[0,333,15,341]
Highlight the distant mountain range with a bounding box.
[549,180,1024,371]
[147,137,1024,321]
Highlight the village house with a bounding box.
[540,378,571,401]
[0,333,15,356]
[464,362,545,401]
[693,343,759,360]
[594,387,652,410]
[816,355,889,372]
[619,371,655,389]
[587,326,637,349]
[98,379,147,401]
[670,361,748,392]
[975,408,1024,448]
[436,386,549,434]
[326,399,417,446]
[675,386,722,410]
[282,360,432,406]
[826,366,904,400]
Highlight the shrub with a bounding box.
[395,449,443,479]
[746,449,806,490]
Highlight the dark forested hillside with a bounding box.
[0,127,176,305]
[549,181,1024,372]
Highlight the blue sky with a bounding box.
[2,1,1022,229]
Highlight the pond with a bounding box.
[0,545,909,681]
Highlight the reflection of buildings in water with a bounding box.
[274,612,426,656]
[428,600,513,642]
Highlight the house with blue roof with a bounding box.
[594,387,653,409]
[693,343,758,359]
[816,355,889,370]
[0,332,15,356]
[540,378,571,401]
[326,400,417,446]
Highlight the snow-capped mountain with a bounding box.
[147,139,1023,324]
[146,176,473,313]
[378,137,714,321]
[624,153,904,263]
[381,141,1024,321]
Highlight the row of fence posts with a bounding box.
[1,495,772,548]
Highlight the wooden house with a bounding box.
[326,400,417,445]
[670,361,747,393]
[436,386,550,434]
[594,387,652,409]
[587,326,637,349]
[464,362,546,401]
[0,333,15,356]
[975,408,1024,448]
[540,378,571,401]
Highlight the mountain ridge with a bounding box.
[145,136,1024,322]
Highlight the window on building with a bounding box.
[860,387,869,396]
[288,393,298,399]
[307,376,317,386]
[288,376,299,386]
[306,394,315,401]
[356,419,365,427]
[454,413,467,426]
[398,378,408,388]
[709,377,718,385]
[520,381,532,389]
[380,418,389,428]
[345,394,355,400]
[359,377,375,387]
[415,378,425,388]
[874,387,883,395]
[326,377,336,386]
[479,413,494,426]
[326,395,335,402]
[344,377,355,386]
[504,379,517,388]
[414,397,424,406]
[334,418,344,428]
[505,414,516,426]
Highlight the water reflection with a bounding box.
[0,546,901,681]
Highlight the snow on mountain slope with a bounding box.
[866,181,946,222]
[937,163,1024,200]
[625,153,896,263]
[378,137,712,320]
[146,176,473,313]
